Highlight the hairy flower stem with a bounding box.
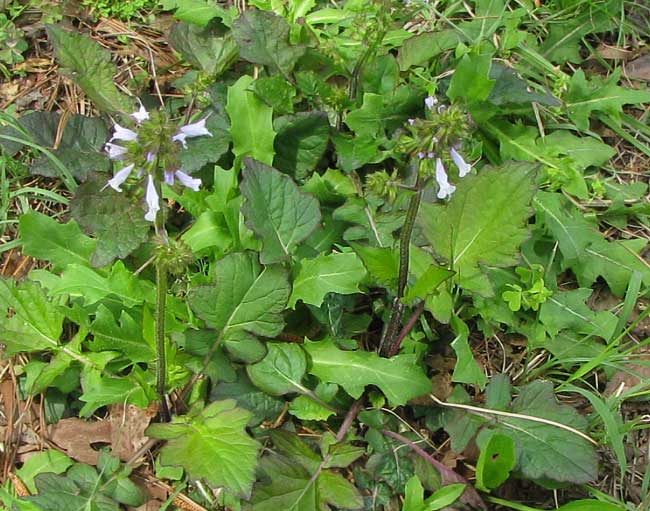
[379,176,424,357]
[155,258,171,422]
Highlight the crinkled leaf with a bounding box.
[189,252,289,338]
[418,162,536,296]
[46,26,132,113]
[247,343,307,396]
[20,211,95,271]
[254,75,296,115]
[232,10,305,76]
[273,112,329,179]
[226,75,276,165]
[146,400,260,498]
[70,180,150,267]
[241,158,321,263]
[304,338,431,406]
[289,252,367,307]
[169,22,238,75]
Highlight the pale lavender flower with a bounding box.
[435,158,456,199]
[408,118,415,125]
[131,102,150,123]
[144,174,160,222]
[110,124,138,143]
[417,151,426,160]
[105,142,128,160]
[172,117,212,148]
[175,170,202,191]
[424,96,438,110]
[107,163,135,192]
[164,170,175,186]
[427,152,435,159]
[146,152,156,163]
[450,147,471,177]
[437,104,447,114]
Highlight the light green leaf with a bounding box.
[423,484,467,511]
[20,211,95,271]
[89,305,154,363]
[46,26,132,113]
[79,367,151,417]
[288,395,335,421]
[557,500,625,511]
[189,252,290,338]
[147,400,260,498]
[247,343,308,396]
[345,93,386,138]
[226,75,276,165]
[418,162,536,296]
[351,243,399,288]
[241,158,321,264]
[475,431,516,491]
[0,280,64,356]
[16,450,73,494]
[447,52,495,103]
[304,338,431,406]
[164,0,231,26]
[289,252,367,307]
[232,10,305,77]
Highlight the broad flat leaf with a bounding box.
[273,112,329,178]
[164,0,231,26]
[169,22,238,75]
[418,162,536,296]
[361,54,399,95]
[447,52,495,103]
[304,338,432,406]
[20,211,95,271]
[254,75,296,114]
[557,500,626,511]
[345,93,386,138]
[90,305,154,363]
[351,243,399,288]
[247,343,308,396]
[146,400,260,498]
[333,196,403,247]
[288,395,335,421]
[289,252,367,307]
[226,75,276,165]
[189,252,289,338]
[48,262,148,308]
[493,381,598,484]
[539,289,617,340]
[475,431,516,491]
[397,30,459,70]
[331,133,383,172]
[70,180,150,267]
[79,367,151,417]
[46,26,132,113]
[232,10,305,76]
[565,69,650,130]
[488,63,559,106]
[577,238,650,297]
[0,280,64,355]
[16,450,73,494]
[26,472,115,511]
[241,158,321,263]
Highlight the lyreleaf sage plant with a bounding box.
[378,96,474,356]
[104,102,210,222]
[103,103,211,421]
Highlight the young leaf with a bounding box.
[289,252,367,307]
[240,158,321,264]
[232,10,305,77]
[146,400,260,498]
[450,316,487,389]
[46,26,132,113]
[247,343,308,396]
[475,431,516,491]
[20,211,96,271]
[15,450,74,494]
[304,338,432,406]
[189,252,290,338]
[418,162,536,296]
[226,75,276,165]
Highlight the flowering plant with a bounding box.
[104,103,211,222]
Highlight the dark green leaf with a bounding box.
[273,112,329,179]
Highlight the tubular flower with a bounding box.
[104,104,211,221]
[144,174,160,222]
[435,158,456,199]
[172,117,212,148]
[424,96,438,110]
[450,147,472,177]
